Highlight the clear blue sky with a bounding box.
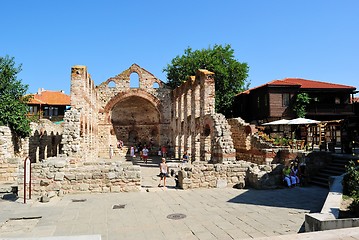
[1,0,358,95]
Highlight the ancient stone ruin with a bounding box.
[61,64,236,163]
[1,64,302,199]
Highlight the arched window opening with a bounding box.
[153,82,160,89]
[108,81,116,88]
[130,72,140,88]
[203,124,212,162]
[204,125,211,136]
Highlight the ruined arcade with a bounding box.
[1,64,289,198]
[62,64,236,163]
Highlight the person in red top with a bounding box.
[161,145,167,158]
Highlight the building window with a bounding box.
[264,94,268,107]
[29,106,38,114]
[44,107,49,116]
[257,96,260,108]
[282,93,290,107]
[43,106,59,117]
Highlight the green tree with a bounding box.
[163,44,249,116]
[293,93,311,118]
[0,55,31,138]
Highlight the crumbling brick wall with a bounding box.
[228,118,276,165]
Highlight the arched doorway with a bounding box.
[111,95,161,148]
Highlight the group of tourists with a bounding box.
[129,145,149,163]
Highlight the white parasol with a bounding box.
[287,117,320,125]
[262,119,290,125]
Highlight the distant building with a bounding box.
[27,88,71,122]
[233,78,357,124]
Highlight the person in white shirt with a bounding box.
[142,146,149,163]
[158,158,169,187]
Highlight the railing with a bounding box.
[307,103,354,115]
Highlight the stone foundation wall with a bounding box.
[178,161,249,190]
[177,160,283,190]
[17,158,141,199]
[0,158,21,183]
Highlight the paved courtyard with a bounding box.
[0,182,328,240]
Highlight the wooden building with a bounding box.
[27,88,71,122]
[233,78,357,124]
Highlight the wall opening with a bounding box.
[153,82,160,89]
[130,72,140,88]
[108,81,116,88]
[203,124,212,162]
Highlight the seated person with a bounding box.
[291,162,300,186]
[283,164,296,187]
[182,151,189,163]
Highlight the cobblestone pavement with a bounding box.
[1,181,329,240]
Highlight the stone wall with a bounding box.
[17,158,141,199]
[177,161,283,190]
[177,161,248,190]
[0,126,14,160]
[203,114,236,163]
[61,108,81,158]
[228,118,276,164]
[0,127,23,183]
[65,64,172,159]
[97,64,172,156]
[66,65,99,159]
[0,157,20,183]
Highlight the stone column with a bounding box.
[186,87,192,157]
[193,81,201,161]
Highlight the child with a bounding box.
[158,158,168,187]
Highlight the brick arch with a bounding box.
[102,89,162,124]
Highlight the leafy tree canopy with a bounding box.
[293,93,311,118]
[0,55,31,138]
[163,44,249,116]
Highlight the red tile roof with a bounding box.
[278,78,356,89]
[28,90,71,106]
[352,97,359,103]
[237,78,356,96]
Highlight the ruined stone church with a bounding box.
[61,64,236,163]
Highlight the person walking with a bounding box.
[158,158,168,187]
[161,145,167,158]
[142,146,149,163]
[130,146,135,158]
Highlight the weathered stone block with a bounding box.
[216,179,227,188]
[65,174,76,180]
[54,173,64,181]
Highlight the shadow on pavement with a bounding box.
[0,193,18,202]
[228,186,328,212]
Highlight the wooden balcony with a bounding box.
[306,103,354,116]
